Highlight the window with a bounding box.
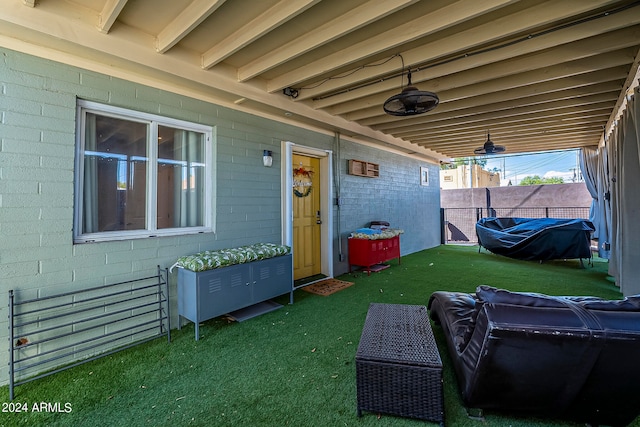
[420,166,429,186]
[74,100,213,242]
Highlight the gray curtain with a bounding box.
[173,130,203,228]
[608,121,620,282]
[579,147,599,234]
[596,141,611,259]
[608,86,640,296]
[82,114,99,233]
[580,145,611,259]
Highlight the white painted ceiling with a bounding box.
[2,0,639,160]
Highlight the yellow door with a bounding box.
[292,154,322,280]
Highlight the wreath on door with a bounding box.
[293,167,313,198]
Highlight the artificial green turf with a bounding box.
[1,245,637,427]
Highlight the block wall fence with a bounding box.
[0,47,441,385]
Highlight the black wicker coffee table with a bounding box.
[356,303,444,425]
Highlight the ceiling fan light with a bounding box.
[383,86,439,116]
[474,131,506,155]
[383,67,439,116]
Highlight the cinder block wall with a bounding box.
[336,143,441,261]
[441,183,592,209]
[0,47,441,384]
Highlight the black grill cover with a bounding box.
[476,217,594,261]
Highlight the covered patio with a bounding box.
[1,0,639,292]
[1,1,640,425]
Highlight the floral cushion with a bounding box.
[173,243,291,272]
[350,228,404,240]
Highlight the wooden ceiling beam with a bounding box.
[427,134,602,157]
[410,119,607,143]
[266,0,517,92]
[344,61,630,121]
[97,0,128,34]
[408,128,605,153]
[430,65,629,104]
[156,0,227,54]
[426,139,601,157]
[325,27,640,116]
[300,0,633,101]
[397,112,610,141]
[201,0,319,69]
[362,50,633,130]
[236,0,416,82]
[440,141,595,157]
[414,124,605,147]
[375,96,616,133]
[383,105,613,137]
[412,83,621,121]
[372,93,612,134]
[402,128,608,154]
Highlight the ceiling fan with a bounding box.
[383,70,439,116]
[474,131,506,155]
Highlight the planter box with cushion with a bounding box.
[173,243,292,340]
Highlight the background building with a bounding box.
[440,164,501,189]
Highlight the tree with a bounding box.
[519,175,564,185]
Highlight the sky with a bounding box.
[481,148,583,186]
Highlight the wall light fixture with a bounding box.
[263,150,273,167]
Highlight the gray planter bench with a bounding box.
[172,243,293,340]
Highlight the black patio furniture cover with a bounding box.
[476,217,594,261]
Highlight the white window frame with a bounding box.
[74,100,214,243]
[420,166,429,186]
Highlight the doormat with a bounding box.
[302,278,354,296]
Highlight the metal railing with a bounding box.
[8,267,171,400]
[442,207,590,244]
